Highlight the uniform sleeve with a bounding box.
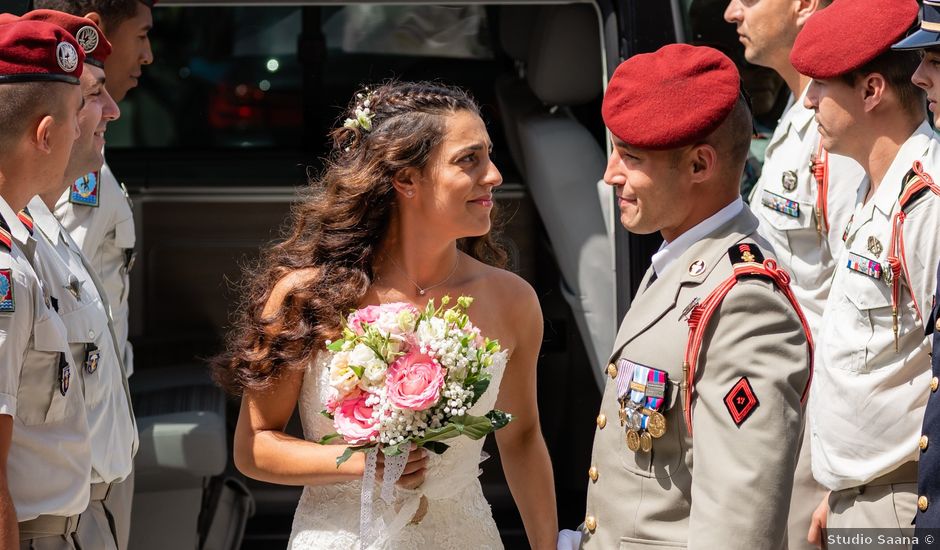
[900,196,940,325]
[0,265,36,417]
[687,279,809,550]
[53,165,123,258]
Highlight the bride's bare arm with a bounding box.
[494,280,558,550]
[232,269,427,487]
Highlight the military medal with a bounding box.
[867,236,883,257]
[626,429,640,451]
[84,344,100,374]
[781,170,798,192]
[646,410,667,438]
[69,172,100,207]
[64,275,83,300]
[639,431,653,453]
[845,252,883,280]
[58,353,70,396]
[761,190,800,218]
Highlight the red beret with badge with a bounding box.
[790,0,919,79]
[17,10,111,68]
[602,43,740,150]
[0,19,84,85]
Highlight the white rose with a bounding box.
[328,352,358,395]
[416,317,447,345]
[348,343,379,367]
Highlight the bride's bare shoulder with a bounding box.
[462,256,539,320]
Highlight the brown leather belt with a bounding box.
[18,514,80,540]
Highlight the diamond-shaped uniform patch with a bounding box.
[724,376,759,427]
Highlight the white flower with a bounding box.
[416,317,447,346]
[328,352,359,395]
[349,343,379,368]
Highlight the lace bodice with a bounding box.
[288,351,508,549]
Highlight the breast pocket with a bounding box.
[841,269,912,373]
[759,191,817,235]
[620,379,687,480]
[59,302,107,405]
[17,313,73,425]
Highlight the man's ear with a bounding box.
[33,115,55,155]
[83,12,104,32]
[688,143,718,184]
[861,73,887,113]
[392,167,420,199]
[795,0,822,27]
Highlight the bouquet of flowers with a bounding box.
[319,295,512,465]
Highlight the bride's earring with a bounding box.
[405,191,415,198]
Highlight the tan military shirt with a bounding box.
[0,197,91,521]
[29,197,137,485]
[582,209,811,550]
[54,161,135,376]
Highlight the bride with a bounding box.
[212,81,558,549]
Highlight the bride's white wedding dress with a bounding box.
[287,352,508,549]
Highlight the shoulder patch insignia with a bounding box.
[724,376,759,427]
[0,269,14,313]
[69,172,100,207]
[728,243,765,267]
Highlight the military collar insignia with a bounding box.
[781,170,798,192]
[688,260,706,276]
[724,376,759,427]
[728,242,765,267]
[69,172,100,207]
[16,208,33,236]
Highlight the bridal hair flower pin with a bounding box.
[343,89,375,133]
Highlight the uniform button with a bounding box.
[584,515,597,532]
[932,377,939,393]
[919,495,929,512]
[596,414,607,429]
[87,330,95,339]
[607,363,618,379]
[922,435,930,451]
[588,466,599,482]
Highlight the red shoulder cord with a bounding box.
[681,258,814,437]
[886,161,940,351]
[811,140,830,235]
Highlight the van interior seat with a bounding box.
[494,5,542,179]
[129,365,239,549]
[516,3,615,386]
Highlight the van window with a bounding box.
[107,5,500,159]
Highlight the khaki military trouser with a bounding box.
[76,471,134,550]
[18,514,80,549]
[827,463,918,550]
[790,421,829,550]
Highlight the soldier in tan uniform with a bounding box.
[9,10,139,550]
[0,20,93,549]
[579,44,813,550]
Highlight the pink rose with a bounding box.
[386,350,445,411]
[334,390,380,444]
[347,305,383,335]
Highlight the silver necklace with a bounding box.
[388,254,460,296]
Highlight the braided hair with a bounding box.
[212,81,508,395]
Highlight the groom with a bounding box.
[579,44,812,549]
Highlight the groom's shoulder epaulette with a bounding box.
[726,242,773,282]
[899,161,940,211]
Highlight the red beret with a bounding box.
[20,10,111,68]
[602,44,740,150]
[790,0,919,79]
[0,20,84,85]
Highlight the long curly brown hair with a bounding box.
[212,81,508,395]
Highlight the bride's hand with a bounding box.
[374,445,429,490]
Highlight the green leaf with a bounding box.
[320,410,334,420]
[383,442,406,457]
[349,364,364,378]
[452,414,496,440]
[486,409,513,431]
[414,423,461,444]
[422,441,450,455]
[469,378,490,406]
[336,443,373,467]
[326,340,345,352]
[317,432,342,445]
